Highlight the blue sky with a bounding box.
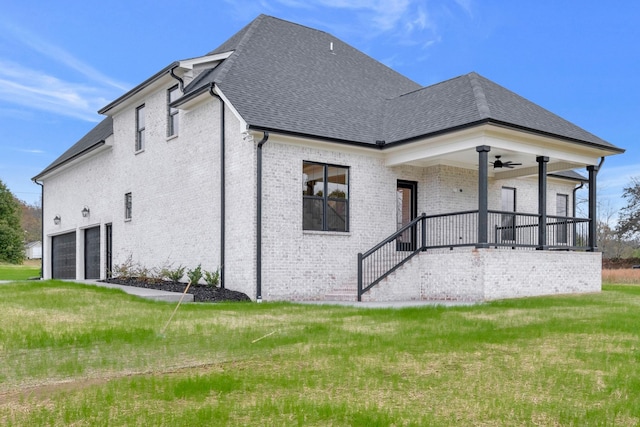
[0,0,638,220]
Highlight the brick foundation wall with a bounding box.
[361,248,601,302]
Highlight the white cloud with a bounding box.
[2,22,129,92]
[453,0,473,17]
[599,163,640,191]
[0,61,106,122]
[0,22,128,122]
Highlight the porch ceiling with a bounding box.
[383,124,616,179]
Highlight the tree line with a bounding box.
[0,179,41,264]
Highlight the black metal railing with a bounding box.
[357,210,591,300]
[357,214,426,301]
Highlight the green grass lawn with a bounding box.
[1,281,639,426]
[0,260,40,280]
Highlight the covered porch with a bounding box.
[357,124,615,301]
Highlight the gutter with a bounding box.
[572,181,584,247]
[255,132,269,302]
[380,119,625,154]
[208,84,226,289]
[32,141,106,182]
[169,66,185,92]
[99,62,180,115]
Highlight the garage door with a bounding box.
[84,227,100,279]
[52,232,76,279]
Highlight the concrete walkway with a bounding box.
[71,280,194,302]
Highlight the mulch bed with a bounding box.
[102,277,251,302]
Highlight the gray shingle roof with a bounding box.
[183,15,620,152]
[33,116,113,180]
[381,73,618,148]
[38,14,622,179]
[187,15,421,144]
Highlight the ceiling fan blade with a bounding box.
[503,161,522,168]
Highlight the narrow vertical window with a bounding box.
[501,187,516,241]
[124,193,132,220]
[167,86,179,137]
[303,161,349,232]
[135,105,145,151]
[556,193,569,244]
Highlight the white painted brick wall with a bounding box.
[40,79,590,303]
[42,86,221,281]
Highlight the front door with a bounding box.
[84,227,100,279]
[105,224,113,278]
[397,180,417,251]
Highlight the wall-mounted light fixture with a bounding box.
[54,215,61,225]
[81,206,90,217]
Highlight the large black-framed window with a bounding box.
[135,104,145,151]
[167,86,179,137]
[303,161,349,232]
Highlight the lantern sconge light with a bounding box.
[81,206,90,217]
[53,215,61,225]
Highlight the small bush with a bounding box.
[159,265,185,282]
[112,255,140,278]
[203,269,220,287]
[187,264,203,285]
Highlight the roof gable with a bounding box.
[33,116,113,180]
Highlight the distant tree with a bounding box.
[17,199,42,243]
[617,177,640,240]
[0,179,25,264]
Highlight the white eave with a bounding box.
[98,51,234,116]
[383,123,619,179]
[177,51,233,71]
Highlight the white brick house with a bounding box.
[33,15,624,302]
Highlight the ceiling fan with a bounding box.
[491,155,522,169]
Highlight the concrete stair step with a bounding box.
[324,286,357,301]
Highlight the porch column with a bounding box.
[587,164,598,251]
[537,156,549,250]
[476,145,491,248]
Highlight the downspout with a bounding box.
[572,182,584,247]
[208,84,226,288]
[169,67,185,92]
[256,132,270,303]
[34,180,44,279]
